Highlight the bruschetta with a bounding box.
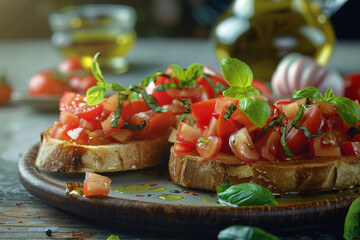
[169,57,360,194]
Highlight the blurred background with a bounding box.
[0,0,358,40]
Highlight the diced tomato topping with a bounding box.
[282,102,301,120]
[174,142,195,154]
[327,115,350,143]
[285,105,324,155]
[229,109,258,133]
[110,129,133,143]
[59,92,103,122]
[190,99,217,126]
[311,99,337,118]
[342,142,360,156]
[196,136,222,159]
[214,97,238,115]
[87,129,112,145]
[102,94,120,112]
[67,127,89,144]
[251,79,272,100]
[257,128,281,161]
[176,122,203,145]
[203,116,218,137]
[101,112,126,135]
[310,132,341,158]
[229,127,259,163]
[84,172,111,197]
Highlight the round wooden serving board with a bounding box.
[18,144,360,233]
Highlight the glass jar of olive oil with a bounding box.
[212,0,335,82]
[49,4,137,74]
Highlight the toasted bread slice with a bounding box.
[35,129,172,173]
[169,146,360,194]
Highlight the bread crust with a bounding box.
[168,146,360,194]
[36,129,172,173]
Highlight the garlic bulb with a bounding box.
[271,53,344,98]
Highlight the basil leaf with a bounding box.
[203,74,219,96]
[171,64,186,82]
[111,102,123,128]
[177,99,191,122]
[291,106,305,126]
[156,83,178,91]
[86,86,107,106]
[344,197,360,240]
[218,225,280,240]
[223,86,259,99]
[348,126,360,139]
[217,180,231,195]
[141,70,163,87]
[220,58,253,88]
[262,114,285,135]
[217,82,229,92]
[91,52,107,86]
[111,82,127,92]
[324,89,334,100]
[128,91,140,101]
[292,86,323,99]
[327,96,360,127]
[223,104,237,121]
[106,235,120,240]
[217,183,278,206]
[129,85,167,113]
[121,121,147,130]
[239,97,270,128]
[280,127,295,157]
[185,63,203,81]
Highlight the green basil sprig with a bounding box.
[344,197,360,240]
[86,52,167,115]
[177,99,191,122]
[217,181,278,206]
[292,87,360,127]
[218,225,280,240]
[220,58,270,128]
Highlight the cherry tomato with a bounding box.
[310,132,341,157]
[257,127,281,161]
[251,79,272,100]
[343,72,360,101]
[84,172,111,197]
[285,105,324,155]
[59,92,103,122]
[229,127,259,163]
[28,69,70,97]
[69,74,97,94]
[196,136,222,159]
[0,78,12,106]
[58,57,84,74]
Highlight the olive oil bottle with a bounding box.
[212,0,335,82]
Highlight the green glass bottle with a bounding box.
[212,0,335,82]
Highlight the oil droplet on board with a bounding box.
[201,196,220,206]
[112,184,166,194]
[157,194,183,201]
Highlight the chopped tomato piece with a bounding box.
[102,94,120,112]
[196,136,222,159]
[311,99,337,118]
[176,122,202,145]
[327,115,350,143]
[84,172,111,197]
[59,92,103,122]
[174,142,195,153]
[214,97,238,115]
[229,128,259,163]
[130,109,173,139]
[203,116,218,137]
[51,125,70,140]
[190,99,217,126]
[282,102,300,119]
[258,128,281,161]
[285,105,324,155]
[251,79,272,100]
[342,142,360,156]
[310,132,341,158]
[67,127,88,144]
[87,129,112,145]
[195,66,228,99]
[101,112,126,135]
[229,109,258,133]
[110,129,133,143]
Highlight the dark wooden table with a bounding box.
[0,38,359,239]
